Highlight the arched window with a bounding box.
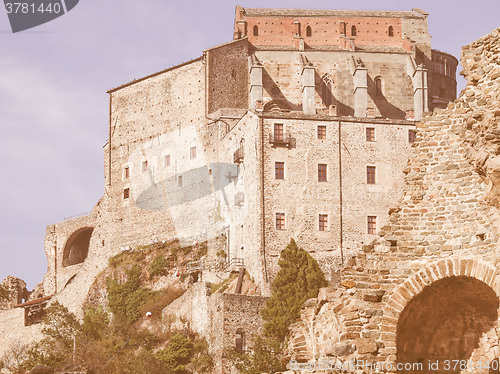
[388,26,394,37]
[253,25,258,36]
[375,77,382,97]
[235,329,245,353]
[351,25,357,36]
[322,74,334,107]
[306,25,312,37]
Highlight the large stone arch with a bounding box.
[62,227,94,267]
[383,259,500,373]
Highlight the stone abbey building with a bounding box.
[0,6,470,370]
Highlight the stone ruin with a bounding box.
[286,27,500,373]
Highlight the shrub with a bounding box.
[156,334,194,374]
[149,255,168,277]
[261,238,327,341]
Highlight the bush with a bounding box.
[261,238,327,340]
[107,265,152,323]
[156,334,194,374]
[149,255,168,277]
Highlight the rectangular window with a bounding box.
[317,125,327,139]
[319,214,328,231]
[367,216,377,234]
[274,123,284,142]
[164,155,171,167]
[275,162,285,179]
[123,188,130,199]
[409,129,416,143]
[142,161,148,173]
[190,146,197,159]
[276,213,285,230]
[318,164,327,182]
[367,166,376,184]
[124,166,130,179]
[366,127,375,142]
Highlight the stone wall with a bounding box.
[286,27,500,373]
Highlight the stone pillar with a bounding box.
[302,63,316,115]
[411,64,428,120]
[249,61,263,110]
[353,64,368,118]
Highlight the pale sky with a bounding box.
[1,0,498,289]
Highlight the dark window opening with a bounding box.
[322,75,333,107]
[306,25,312,37]
[275,162,285,180]
[375,77,382,97]
[124,166,129,179]
[367,216,377,234]
[318,125,327,139]
[276,213,285,230]
[319,214,328,231]
[388,25,394,37]
[367,166,376,184]
[366,128,375,142]
[253,25,258,36]
[351,25,357,36]
[409,129,417,143]
[123,188,130,199]
[274,123,284,142]
[318,164,327,182]
[236,329,245,353]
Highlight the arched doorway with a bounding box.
[62,227,94,266]
[397,276,499,373]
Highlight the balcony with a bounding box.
[233,147,244,164]
[269,133,293,147]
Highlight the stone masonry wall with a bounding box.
[287,27,500,373]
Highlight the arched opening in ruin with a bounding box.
[388,25,394,37]
[351,25,357,36]
[397,276,499,374]
[306,25,312,37]
[62,227,94,267]
[253,25,258,36]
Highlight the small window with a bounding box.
[164,155,171,167]
[375,77,382,97]
[388,26,394,37]
[351,25,357,36]
[235,329,245,353]
[123,188,130,200]
[190,146,197,159]
[178,176,183,187]
[318,164,327,182]
[124,166,130,179]
[319,214,328,231]
[367,216,377,234]
[318,125,327,139]
[409,129,416,144]
[253,25,258,36]
[274,123,284,142]
[366,128,375,142]
[322,74,333,107]
[306,25,312,37]
[142,161,148,173]
[367,166,376,184]
[275,162,285,180]
[276,213,285,230]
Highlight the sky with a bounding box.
[0,0,499,289]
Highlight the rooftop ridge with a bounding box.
[240,7,425,19]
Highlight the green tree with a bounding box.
[261,238,327,340]
[156,334,194,374]
[149,255,168,277]
[226,335,285,374]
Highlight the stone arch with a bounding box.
[62,227,94,267]
[383,259,500,372]
[263,100,292,112]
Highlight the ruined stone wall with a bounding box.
[208,293,268,374]
[287,27,500,373]
[0,308,43,356]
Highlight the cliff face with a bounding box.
[286,27,500,372]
